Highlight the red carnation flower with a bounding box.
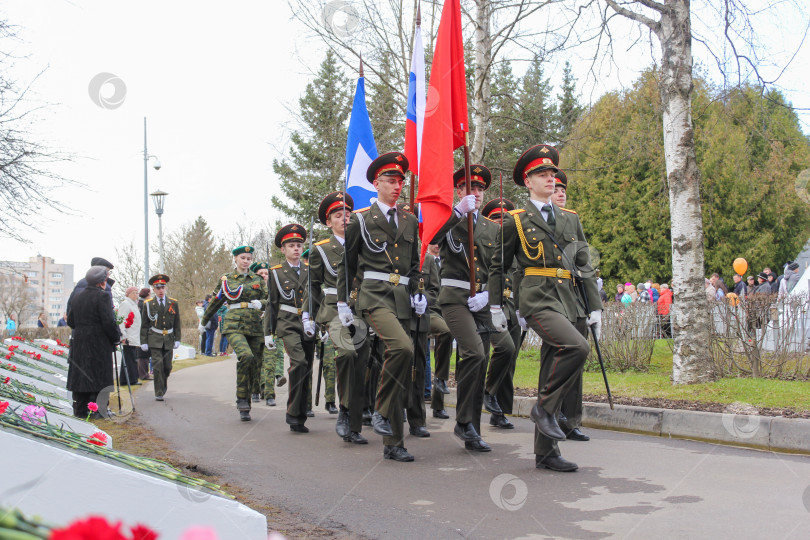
[88,402,99,412]
[0,401,8,414]
[3,377,9,384]
[49,515,127,540]
[86,431,108,446]
[130,524,159,540]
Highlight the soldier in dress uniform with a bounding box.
[488,144,602,472]
[201,246,268,421]
[430,165,515,452]
[550,170,589,442]
[302,191,369,444]
[337,151,425,462]
[139,274,181,401]
[250,261,286,407]
[406,221,439,438]
[426,243,454,420]
[481,197,523,430]
[265,224,316,433]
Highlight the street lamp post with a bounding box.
[143,117,161,286]
[150,190,169,273]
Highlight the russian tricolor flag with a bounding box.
[346,70,378,210]
[404,7,426,177]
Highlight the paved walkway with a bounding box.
[138,357,810,539]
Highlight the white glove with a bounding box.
[454,194,476,216]
[197,323,206,334]
[516,310,528,331]
[490,306,508,332]
[248,299,262,309]
[587,310,602,326]
[337,302,354,327]
[140,344,149,352]
[319,329,329,343]
[264,335,276,350]
[411,295,427,315]
[174,341,180,349]
[466,290,489,313]
[302,312,316,336]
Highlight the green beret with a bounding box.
[249,261,269,272]
[232,245,255,256]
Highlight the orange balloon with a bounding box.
[733,258,748,275]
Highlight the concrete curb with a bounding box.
[442,389,810,454]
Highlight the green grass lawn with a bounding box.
[450,340,810,412]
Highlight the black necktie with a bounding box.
[387,208,397,233]
[293,267,300,276]
[543,204,556,230]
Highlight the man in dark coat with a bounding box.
[66,257,115,315]
[66,266,120,418]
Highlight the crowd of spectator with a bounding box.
[195,295,229,357]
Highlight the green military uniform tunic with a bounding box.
[489,200,602,458]
[140,295,181,398]
[302,235,367,432]
[339,202,420,448]
[202,270,268,404]
[431,210,515,437]
[265,260,315,426]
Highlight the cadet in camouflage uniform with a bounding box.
[338,152,424,462]
[139,274,181,401]
[481,198,522,430]
[249,261,286,406]
[201,246,268,421]
[264,224,316,433]
[430,165,515,452]
[302,192,367,443]
[488,144,602,472]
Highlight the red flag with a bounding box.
[415,0,468,267]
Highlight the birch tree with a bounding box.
[582,0,809,384]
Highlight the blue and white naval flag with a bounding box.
[345,75,378,210]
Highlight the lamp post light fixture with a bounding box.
[150,189,169,273]
[143,117,161,285]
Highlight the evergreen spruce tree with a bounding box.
[367,51,404,154]
[516,55,557,148]
[482,60,524,202]
[272,50,351,225]
[556,61,583,147]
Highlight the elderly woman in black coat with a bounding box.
[67,266,120,417]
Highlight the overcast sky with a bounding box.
[2,0,808,284]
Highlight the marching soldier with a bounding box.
[481,198,522,430]
[301,248,337,417]
[430,165,515,452]
[265,224,316,433]
[250,261,287,407]
[337,151,424,462]
[551,170,589,442]
[488,144,602,472]
[139,274,181,401]
[302,191,369,444]
[427,243,454,420]
[201,247,267,421]
[406,231,439,438]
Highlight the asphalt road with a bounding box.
[138,356,810,539]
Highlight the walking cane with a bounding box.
[118,345,136,412]
[112,346,122,412]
